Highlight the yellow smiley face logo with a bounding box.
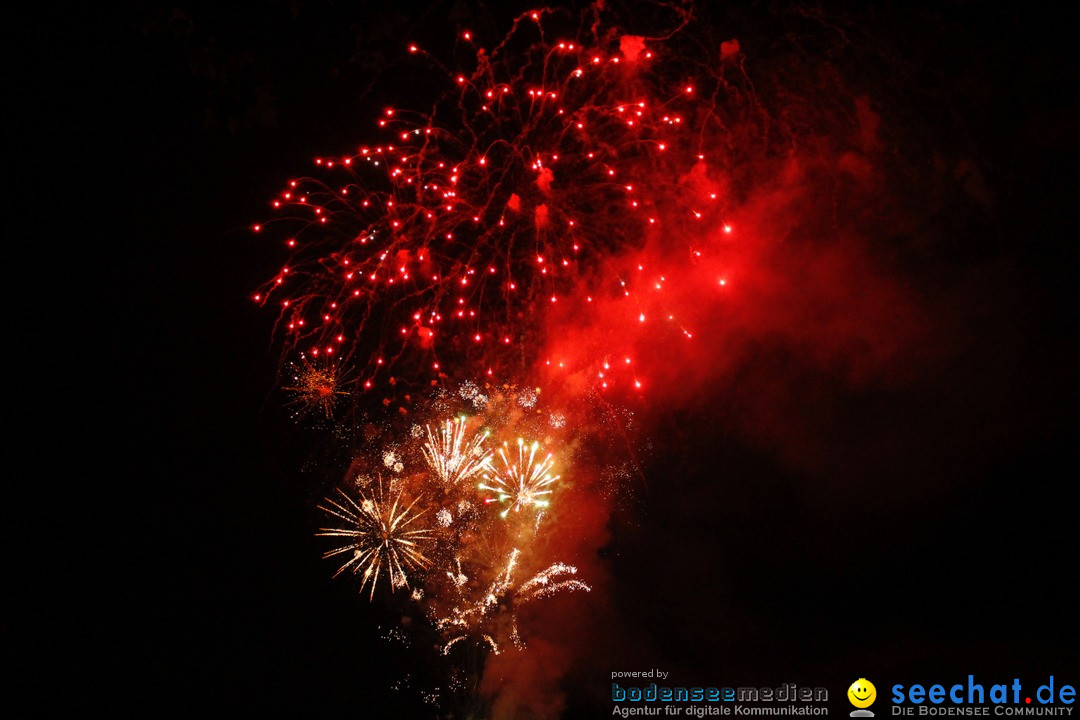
[848,679,877,708]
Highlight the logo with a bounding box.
[850,679,878,717]
[890,676,1076,715]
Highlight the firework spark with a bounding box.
[517,562,592,602]
[479,438,560,518]
[283,355,350,418]
[422,417,493,486]
[317,480,432,600]
[436,548,590,653]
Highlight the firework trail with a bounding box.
[437,548,591,655]
[252,4,718,398]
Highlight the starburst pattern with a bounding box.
[317,480,432,600]
[478,438,560,517]
[422,417,493,486]
[283,355,350,418]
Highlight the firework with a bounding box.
[517,562,592,602]
[422,417,493,486]
[283,354,350,418]
[317,480,433,600]
[248,0,711,701]
[479,438,560,518]
[243,0,923,713]
[307,382,591,660]
[253,8,722,394]
[436,548,590,653]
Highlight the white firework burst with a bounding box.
[422,417,493,486]
[316,481,432,600]
[478,438,560,518]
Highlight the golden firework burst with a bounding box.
[317,480,432,600]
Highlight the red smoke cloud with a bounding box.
[538,95,932,418]
[483,87,979,710]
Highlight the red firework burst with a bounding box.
[253,7,732,396]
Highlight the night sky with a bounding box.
[31,1,1077,716]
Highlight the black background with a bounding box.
[25,1,1077,716]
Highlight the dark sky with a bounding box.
[28,1,1078,716]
